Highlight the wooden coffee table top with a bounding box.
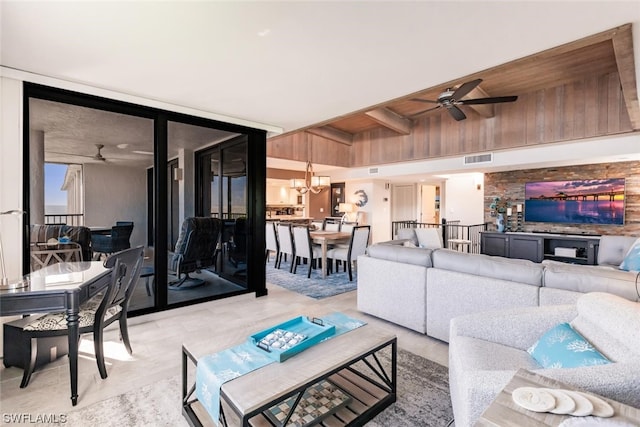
[477,369,640,427]
[222,324,394,415]
[182,312,395,418]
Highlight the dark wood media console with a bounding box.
[480,232,600,265]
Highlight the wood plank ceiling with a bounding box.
[270,24,639,154]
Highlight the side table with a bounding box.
[30,242,83,270]
[476,369,640,426]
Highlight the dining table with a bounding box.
[309,230,352,279]
[0,261,111,406]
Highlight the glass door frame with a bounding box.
[22,83,267,317]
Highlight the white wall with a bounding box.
[83,163,147,248]
[442,174,485,225]
[344,180,392,243]
[0,77,24,283]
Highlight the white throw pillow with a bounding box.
[414,228,443,249]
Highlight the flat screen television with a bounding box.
[524,178,625,225]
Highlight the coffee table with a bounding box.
[181,319,397,427]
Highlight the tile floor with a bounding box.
[0,283,449,418]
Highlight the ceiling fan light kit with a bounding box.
[93,144,106,161]
[411,78,518,121]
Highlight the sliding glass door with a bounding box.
[23,83,267,316]
[196,137,249,287]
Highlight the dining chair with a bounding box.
[4,246,145,387]
[326,225,370,281]
[276,223,295,272]
[292,226,323,278]
[265,222,280,265]
[323,219,340,232]
[340,221,358,234]
[91,223,134,259]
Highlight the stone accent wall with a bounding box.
[484,161,640,236]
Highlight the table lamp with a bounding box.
[1,209,26,288]
[338,203,354,223]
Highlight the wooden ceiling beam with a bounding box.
[462,85,495,118]
[611,25,640,129]
[306,125,353,146]
[364,108,412,135]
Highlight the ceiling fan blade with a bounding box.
[47,151,94,158]
[458,96,518,105]
[411,105,441,117]
[451,79,482,100]
[411,98,439,104]
[446,105,467,121]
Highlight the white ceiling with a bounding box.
[2,1,639,135]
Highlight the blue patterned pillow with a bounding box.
[527,323,611,368]
[619,238,640,272]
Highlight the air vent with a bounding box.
[464,153,493,165]
[368,167,379,175]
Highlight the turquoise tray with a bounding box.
[250,316,336,362]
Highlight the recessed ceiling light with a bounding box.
[117,143,129,149]
[257,29,271,37]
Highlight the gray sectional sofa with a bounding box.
[449,292,640,426]
[357,230,639,342]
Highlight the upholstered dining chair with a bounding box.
[292,226,323,278]
[265,222,279,265]
[323,219,341,232]
[168,217,221,289]
[276,223,295,272]
[326,225,371,281]
[3,246,144,387]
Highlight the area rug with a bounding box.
[63,349,453,427]
[265,259,357,299]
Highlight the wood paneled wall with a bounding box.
[484,161,640,236]
[351,72,633,167]
[267,72,634,169]
[267,132,351,167]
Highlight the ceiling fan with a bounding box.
[91,144,106,161]
[411,78,518,121]
[48,144,109,162]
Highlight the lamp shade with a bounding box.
[338,203,354,213]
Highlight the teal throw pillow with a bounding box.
[527,323,611,368]
[619,238,640,272]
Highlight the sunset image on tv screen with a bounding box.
[524,178,625,225]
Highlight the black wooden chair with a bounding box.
[168,217,221,289]
[3,246,144,387]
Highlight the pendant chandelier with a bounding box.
[290,161,330,195]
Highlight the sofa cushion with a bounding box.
[415,227,443,249]
[431,249,544,287]
[527,322,611,368]
[597,235,638,266]
[542,261,639,302]
[365,244,433,267]
[619,237,640,272]
[571,292,640,361]
[396,228,418,246]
